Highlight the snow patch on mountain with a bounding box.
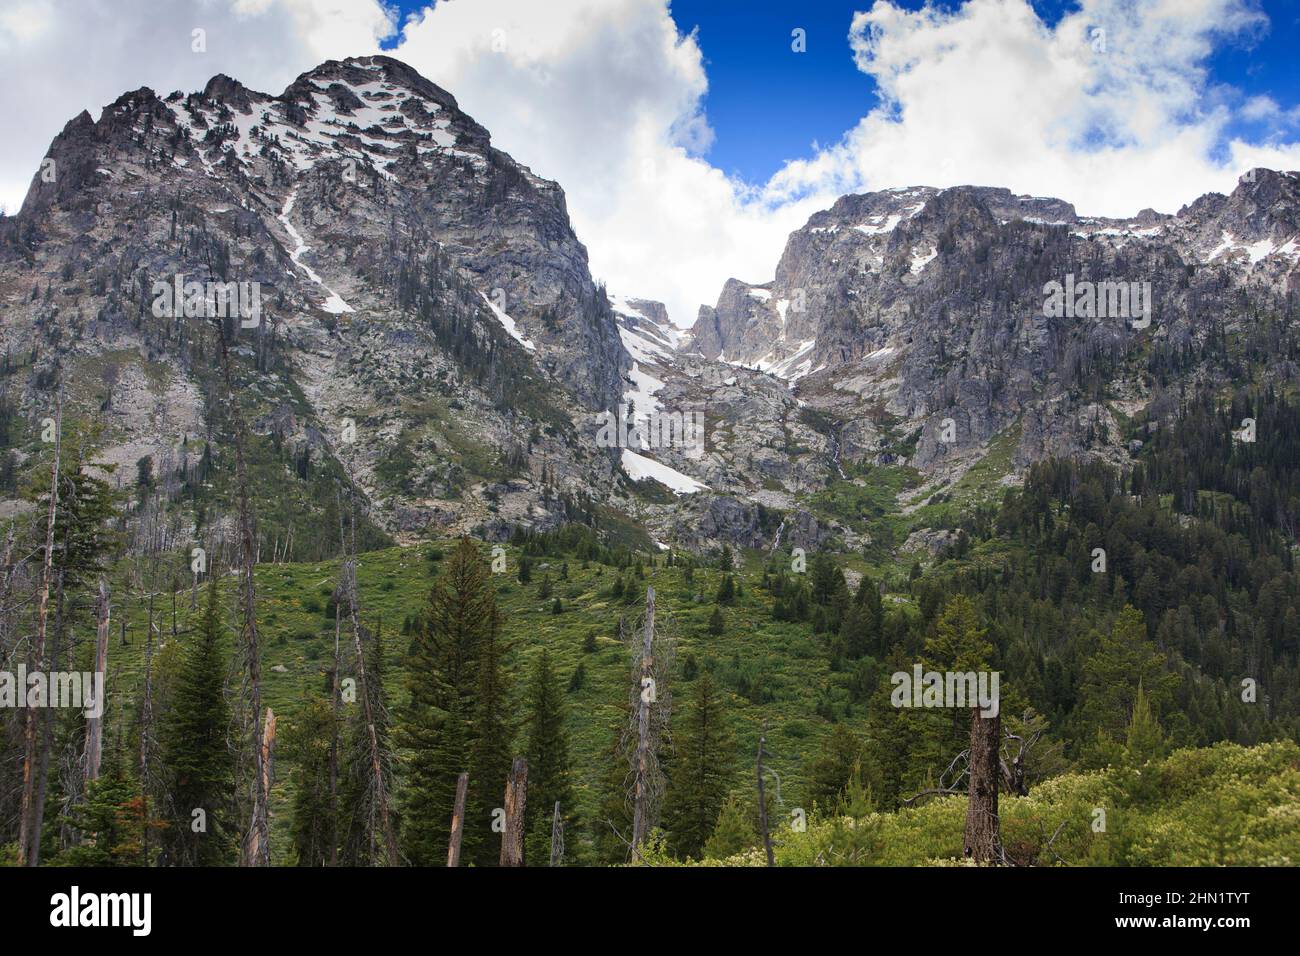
[478,292,537,352]
[621,448,706,494]
[278,189,353,314]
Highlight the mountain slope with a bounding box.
[685,171,1300,526]
[0,55,636,548]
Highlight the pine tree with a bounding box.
[838,602,870,660]
[400,536,493,865]
[340,621,395,865]
[707,606,725,636]
[663,672,735,858]
[856,574,884,653]
[284,694,336,866]
[701,794,755,860]
[806,723,869,811]
[1080,605,1179,740]
[715,574,735,605]
[925,595,1000,863]
[523,649,574,865]
[53,757,158,867]
[159,575,235,866]
[1124,680,1166,765]
[465,609,512,866]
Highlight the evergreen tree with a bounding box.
[701,795,755,860]
[159,575,235,866]
[465,609,512,866]
[53,761,157,868]
[663,672,735,858]
[707,606,725,636]
[1080,605,1178,740]
[400,536,494,865]
[340,621,395,865]
[715,574,735,605]
[523,649,574,865]
[1124,680,1166,765]
[806,723,870,811]
[284,695,336,866]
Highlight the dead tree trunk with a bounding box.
[964,708,1002,864]
[30,569,66,866]
[499,757,528,867]
[328,592,342,867]
[342,557,399,866]
[756,727,774,867]
[246,708,277,864]
[630,586,655,858]
[549,800,564,867]
[447,772,468,867]
[83,580,111,786]
[18,394,61,866]
[214,319,269,867]
[140,597,157,865]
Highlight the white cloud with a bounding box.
[389,0,821,327]
[770,0,1300,217]
[2,0,1299,329]
[1241,93,1300,126]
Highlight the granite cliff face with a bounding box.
[0,55,633,542]
[687,172,1300,498]
[4,52,1299,555]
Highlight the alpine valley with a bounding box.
[2,56,1299,868]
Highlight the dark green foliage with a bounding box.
[51,762,155,867]
[399,537,495,866]
[707,606,724,636]
[284,695,336,866]
[664,672,735,859]
[523,649,574,865]
[464,610,513,867]
[806,724,870,812]
[159,576,235,866]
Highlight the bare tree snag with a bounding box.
[342,555,399,866]
[756,726,774,867]
[246,707,277,864]
[499,757,528,867]
[18,392,60,867]
[631,585,655,857]
[549,800,564,867]
[213,317,269,867]
[84,579,111,785]
[328,585,342,867]
[447,772,468,867]
[139,560,161,865]
[964,708,1003,864]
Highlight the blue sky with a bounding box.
[381,0,1300,187]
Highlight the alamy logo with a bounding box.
[595,407,705,456]
[0,667,104,718]
[50,886,151,936]
[891,665,1000,717]
[151,274,261,327]
[1043,274,1151,329]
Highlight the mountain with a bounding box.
[0,55,637,549]
[686,171,1300,506]
[5,53,1300,559]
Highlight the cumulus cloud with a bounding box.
[389,0,822,327]
[1,0,1299,327]
[771,0,1300,217]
